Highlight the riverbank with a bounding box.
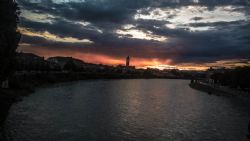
[9,71,192,96]
[189,82,230,96]
[0,92,13,141]
[189,82,250,103]
[0,86,36,139]
[0,89,32,141]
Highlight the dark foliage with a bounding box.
[0,0,21,82]
[63,60,78,71]
[211,66,250,90]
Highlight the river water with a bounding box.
[6,79,250,141]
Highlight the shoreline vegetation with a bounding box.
[189,66,250,102]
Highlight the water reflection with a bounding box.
[6,79,250,141]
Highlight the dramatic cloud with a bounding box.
[17,0,250,70]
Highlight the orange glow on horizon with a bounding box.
[17,44,216,71]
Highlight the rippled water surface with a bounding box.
[6,79,250,141]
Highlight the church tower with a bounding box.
[126,56,130,67]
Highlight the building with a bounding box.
[126,56,130,67]
[47,56,104,71]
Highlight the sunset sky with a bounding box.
[17,0,250,70]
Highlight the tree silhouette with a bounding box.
[0,0,21,86]
[211,66,250,91]
[64,60,78,72]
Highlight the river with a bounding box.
[5,79,250,141]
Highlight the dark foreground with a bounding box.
[0,97,12,141]
[0,89,30,141]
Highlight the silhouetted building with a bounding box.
[126,56,130,67]
[47,56,106,72]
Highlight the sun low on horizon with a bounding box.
[16,0,250,70]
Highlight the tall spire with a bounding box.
[126,56,130,67]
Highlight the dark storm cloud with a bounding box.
[20,33,179,60]
[18,0,151,27]
[17,0,250,66]
[171,34,250,64]
[18,0,249,24]
[19,17,103,41]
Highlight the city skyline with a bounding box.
[16,0,250,70]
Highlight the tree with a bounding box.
[0,0,21,87]
[64,60,77,72]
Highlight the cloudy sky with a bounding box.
[17,0,250,70]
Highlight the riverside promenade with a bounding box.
[189,81,250,101]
